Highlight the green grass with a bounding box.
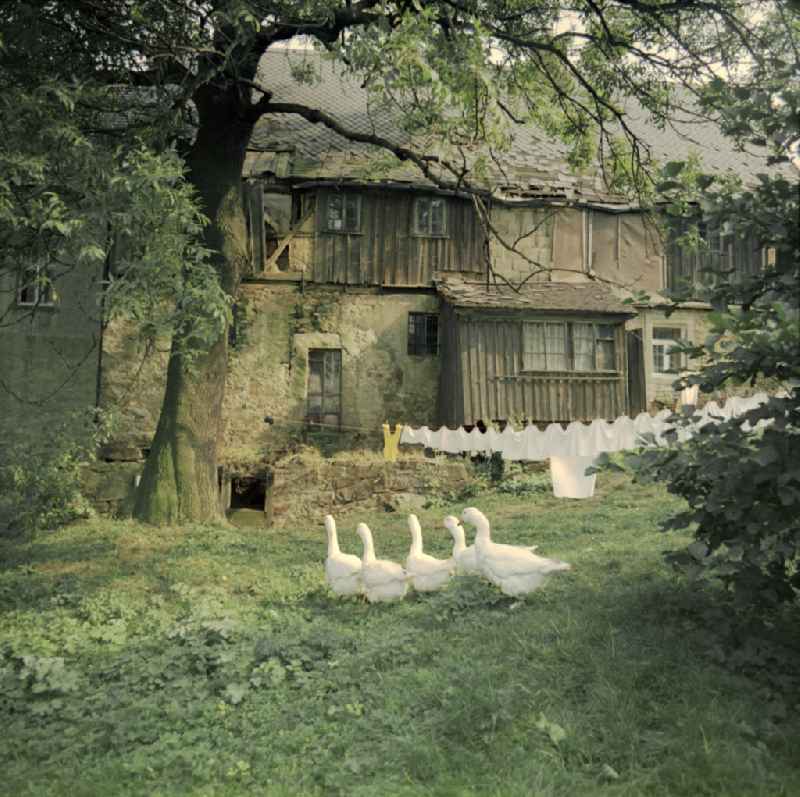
[2,472,800,797]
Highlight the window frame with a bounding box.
[407,312,439,356]
[325,192,361,234]
[17,263,55,308]
[306,348,343,428]
[652,326,687,375]
[520,320,618,373]
[413,196,448,238]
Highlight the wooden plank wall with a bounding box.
[436,302,461,429]
[452,314,627,425]
[312,189,485,286]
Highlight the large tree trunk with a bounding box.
[133,85,254,525]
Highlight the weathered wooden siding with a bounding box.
[312,189,485,286]
[440,310,628,426]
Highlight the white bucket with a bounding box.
[549,455,597,499]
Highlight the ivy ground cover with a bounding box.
[2,472,800,796]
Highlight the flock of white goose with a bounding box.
[324,507,572,603]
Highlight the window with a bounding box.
[665,215,764,299]
[414,196,447,236]
[652,327,686,374]
[326,193,360,232]
[307,349,342,427]
[522,322,617,372]
[407,313,439,355]
[17,264,55,307]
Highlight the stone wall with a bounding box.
[100,283,442,469]
[81,460,142,517]
[81,450,474,527]
[268,453,473,526]
[222,284,442,466]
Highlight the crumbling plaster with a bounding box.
[222,284,441,466]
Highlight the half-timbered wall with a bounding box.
[439,307,628,426]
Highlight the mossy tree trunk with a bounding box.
[133,83,255,525]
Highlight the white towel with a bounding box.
[550,455,597,499]
[610,416,636,451]
[400,425,430,446]
[680,384,699,406]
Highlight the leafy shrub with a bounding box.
[627,69,800,614]
[627,398,800,609]
[0,408,112,538]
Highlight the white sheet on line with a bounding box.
[399,392,771,460]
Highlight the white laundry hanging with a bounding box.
[550,456,598,498]
[398,393,773,498]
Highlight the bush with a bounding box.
[0,408,112,538]
[627,396,800,608]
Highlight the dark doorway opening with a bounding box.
[231,476,266,510]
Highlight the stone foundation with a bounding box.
[81,451,474,526]
[268,454,472,526]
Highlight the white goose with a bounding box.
[461,507,571,597]
[405,514,454,592]
[356,522,410,603]
[443,515,481,576]
[324,515,363,596]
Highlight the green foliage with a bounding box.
[0,408,113,538]
[628,401,800,609]
[628,17,800,609]
[0,75,230,362]
[494,470,553,497]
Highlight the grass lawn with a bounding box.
[1,470,799,796]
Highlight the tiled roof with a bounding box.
[247,50,796,202]
[435,276,635,315]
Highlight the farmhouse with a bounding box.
[0,50,785,497]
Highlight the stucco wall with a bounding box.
[0,265,102,446]
[99,321,169,451]
[223,284,441,465]
[634,306,711,406]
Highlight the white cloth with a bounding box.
[550,456,597,499]
[439,426,463,454]
[400,425,431,446]
[680,384,699,406]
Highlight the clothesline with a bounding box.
[399,392,774,461]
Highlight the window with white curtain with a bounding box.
[522,321,617,372]
[652,326,686,374]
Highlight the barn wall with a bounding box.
[452,311,627,425]
[489,206,554,283]
[311,189,485,286]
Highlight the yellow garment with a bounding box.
[382,422,402,462]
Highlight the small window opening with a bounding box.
[408,313,439,355]
[17,264,55,307]
[326,193,360,232]
[414,196,447,236]
[652,326,686,374]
